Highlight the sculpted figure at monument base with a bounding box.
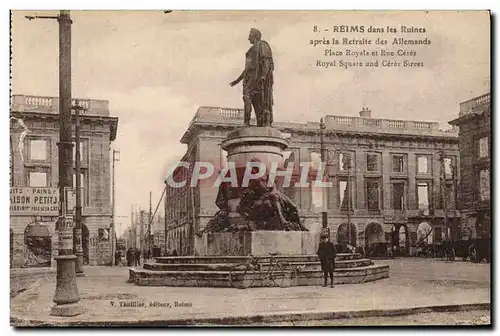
[199,170,307,236]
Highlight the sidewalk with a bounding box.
[11,260,490,326]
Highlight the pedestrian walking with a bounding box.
[317,234,336,288]
[126,248,133,266]
[114,250,121,266]
[135,249,141,266]
[172,249,178,257]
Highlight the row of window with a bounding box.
[223,148,457,176]
[10,137,91,205]
[24,169,89,205]
[309,166,490,211]
[308,178,457,212]
[25,138,88,163]
[25,170,87,188]
[301,151,457,176]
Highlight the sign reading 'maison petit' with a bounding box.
[10,187,59,215]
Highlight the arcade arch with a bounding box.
[417,221,433,245]
[337,222,357,247]
[24,222,52,267]
[390,224,409,256]
[365,222,385,257]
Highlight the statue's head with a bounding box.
[248,28,262,44]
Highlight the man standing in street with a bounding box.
[135,249,141,266]
[317,234,337,287]
[126,248,133,266]
[114,249,121,266]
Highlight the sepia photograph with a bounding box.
[8,9,491,327]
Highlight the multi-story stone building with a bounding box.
[165,150,196,256]
[10,94,118,267]
[165,106,459,256]
[151,215,166,251]
[449,92,491,261]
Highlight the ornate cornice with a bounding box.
[10,111,119,141]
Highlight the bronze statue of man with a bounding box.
[230,28,274,127]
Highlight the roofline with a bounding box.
[449,109,490,126]
[181,122,458,144]
[10,111,119,142]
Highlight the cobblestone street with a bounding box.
[10,258,490,326]
[10,268,55,298]
[248,309,491,326]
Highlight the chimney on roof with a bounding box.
[359,107,372,118]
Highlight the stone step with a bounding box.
[154,253,362,265]
[143,258,373,272]
[128,264,389,287]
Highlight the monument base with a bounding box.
[50,302,85,317]
[194,231,319,256]
[128,253,390,287]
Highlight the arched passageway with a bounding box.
[365,222,386,257]
[24,222,52,267]
[390,224,409,257]
[337,223,357,248]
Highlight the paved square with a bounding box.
[10,258,490,326]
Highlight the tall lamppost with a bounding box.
[346,152,352,247]
[147,190,152,259]
[111,149,120,265]
[319,118,329,239]
[72,99,86,277]
[328,129,352,249]
[25,10,83,316]
[438,151,449,243]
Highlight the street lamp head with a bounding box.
[320,117,326,130]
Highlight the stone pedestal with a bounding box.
[195,231,318,256]
[220,127,289,222]
[221,126,288,169]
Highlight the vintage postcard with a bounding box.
[9,10,490,327]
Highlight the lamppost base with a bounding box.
[51,302,85,317]
[52,254,81,309]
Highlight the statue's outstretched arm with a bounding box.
[230,70,245,86]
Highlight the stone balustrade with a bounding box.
[459,92,490,117]
[10,94,110,117]
[188,105,456,137]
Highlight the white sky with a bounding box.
[10,10,490,236]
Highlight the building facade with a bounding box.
[10,94,118,267]
[151,215,166,251]
[449,92,491,260]
[165,106,459,257]
[165,150,196,256]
